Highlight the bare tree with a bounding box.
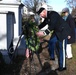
[71,8,76,15]
[19,0,48,13]
[65,0,76,8]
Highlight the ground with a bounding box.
[0,42,76,75]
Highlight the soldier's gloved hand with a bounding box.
[36,31,45,37]
[68,36,71,39]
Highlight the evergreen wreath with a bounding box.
[22,19,42,53]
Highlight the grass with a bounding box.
[57,42,76,75]
[0,42,76,75]
[72,43,76,59]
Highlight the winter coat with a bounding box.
[38,11,71,42]
[66,14,75,44]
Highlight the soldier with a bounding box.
[36,7,71,71]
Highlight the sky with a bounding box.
[47,0,71,12]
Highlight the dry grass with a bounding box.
[0,42,76,75]
[57,43,76,75]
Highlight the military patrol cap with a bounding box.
[37,7,45,14]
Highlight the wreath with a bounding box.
[22,19,42,53]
